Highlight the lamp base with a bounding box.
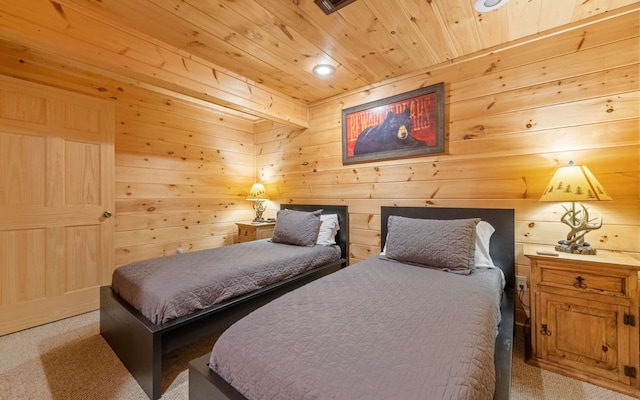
[251,200,266,223]
[555,240,597,255]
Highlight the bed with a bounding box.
[188,206,515,400]
[100,204,349,400]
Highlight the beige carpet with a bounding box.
[0,311,635,400]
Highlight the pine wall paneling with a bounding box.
[0,42,257,288]
[0,7,637,330]
[113,97,256,266]
[256,11,640,325]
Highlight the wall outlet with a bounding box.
[516,275,528,291]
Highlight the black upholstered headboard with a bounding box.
[381,207,515,289]
[279,204,349,264]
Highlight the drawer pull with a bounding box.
[573,276,587,289]
[540,324,552,336]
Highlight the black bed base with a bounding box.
[100,258,344,400]
[188,206,515,400]
[188,288,514,400]
[101,204,349,400]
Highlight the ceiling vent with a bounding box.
[314,0,358,15]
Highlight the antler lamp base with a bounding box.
[556,201,602,255]
[555,241,597,255]
[251,200,266,223]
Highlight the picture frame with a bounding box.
[341,82,445,164]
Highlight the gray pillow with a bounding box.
[385,216,479,274]
[271,209,323,247]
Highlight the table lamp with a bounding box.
[246,183,268,223]
[539,161,612,254]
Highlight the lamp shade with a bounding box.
[539,162,612,202]
[246,183,267,201]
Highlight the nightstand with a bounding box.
[524,245,640,397]
[236,222,276,243]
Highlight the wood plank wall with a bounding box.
[0,9,637,327]
[0,46,257,269]
[113,95,256,266]
[255,11,640,324]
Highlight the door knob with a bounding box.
[103,211,113,218]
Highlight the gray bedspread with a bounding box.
[112,240,341,324]
[210,256,503,400]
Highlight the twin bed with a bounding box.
[100,204,349,400]
[188,206,515,400]
[101,205,514,399]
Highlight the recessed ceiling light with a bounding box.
[474,0,508,12]
[313,64,335,76]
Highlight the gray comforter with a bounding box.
[112,240,341,324]
[210,257,503,400]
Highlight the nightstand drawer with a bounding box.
[236,222,276,243]
[539,263,627,298]
[238,227,257,242]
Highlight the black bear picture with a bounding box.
[342,83,445,164]
[353,109,427,155]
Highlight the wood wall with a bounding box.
[256,11,640,322]
[113,95,256,266]
[0,45,257,269]
[0,8,637,327]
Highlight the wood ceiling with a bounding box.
[1,0,638,125]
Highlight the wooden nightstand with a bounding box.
[236,222,276,243]
[524,245,640,397]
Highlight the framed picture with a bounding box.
[341,82,445,164]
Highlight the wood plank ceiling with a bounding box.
[1,0,638,121]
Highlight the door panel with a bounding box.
[65,140,101,205]
[0,229,46,304]
[0,75,114,335]
[540,292,630,384]
[1,132,46,205]
[549,300,617,367]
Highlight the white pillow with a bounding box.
[475,220,496,268]
[381,220,497,269]
[316,214,340,246]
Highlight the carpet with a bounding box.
[0,311,634,399]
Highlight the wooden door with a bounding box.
[0,75,114,335]
[539,292,632,385]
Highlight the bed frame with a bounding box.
[100,204,348,400]
[188,206,515,400]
